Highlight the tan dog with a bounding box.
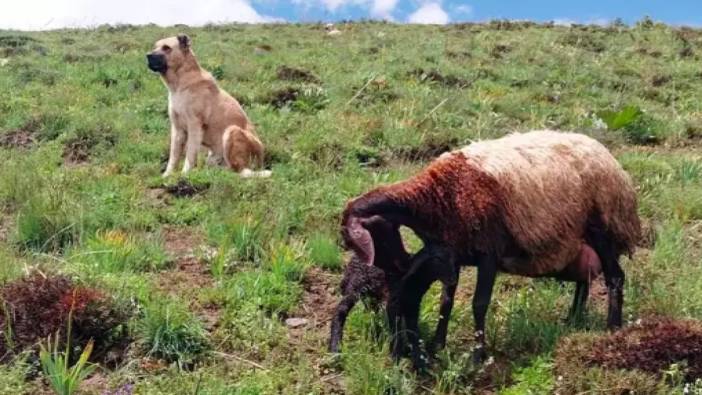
[147,34,270,178]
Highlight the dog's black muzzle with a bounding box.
[146,53,167,73]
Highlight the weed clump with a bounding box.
[307,233,342,271]
[558,31,606,52]
[0,274,130,362]
[0,35,45,57]
[136,301,209,369]
[351,77,399,105]
[597,105,662,145]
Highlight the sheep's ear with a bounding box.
[345,216,375,266]
[177,34,191,50]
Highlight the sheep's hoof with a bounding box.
[471,347,488,365]
[412,352,431,373]
[427,339,446,356]
[320,353,343,371]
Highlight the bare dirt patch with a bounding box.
[254,44,272,55]
[276,65,320,84]
[409,68,470,88]
[289,267,341,332]
[490,43,512,59]
[163,179,211,198]
[162,225,204,258]
[267,87,300,108]
[393,138,458,162]
[62,133,116,165]
[156,226,221,331]
[0,215,12,243]
[0,130,36,149]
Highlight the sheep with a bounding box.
[341,130,640,367]
[329,216,459,367]
[325,23,342,36]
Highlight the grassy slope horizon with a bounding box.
[1,20,702,394]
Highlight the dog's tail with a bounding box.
[239,168,272,178]
[223,125,270,177]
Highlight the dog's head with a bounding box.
[146,34,191,74]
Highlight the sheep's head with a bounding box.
[343,214,409,271]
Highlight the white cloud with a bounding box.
[408,2,449,25]
[587,18,610,26]
[371,0,399,20]
[553,18,575,27]
[319,0,348,12]
[291,0,396,19]
[454,5,472,16]
[0,0,278,30]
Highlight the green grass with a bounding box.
[136,299,210,368]
[0,20,701,393]
[308,232,343,271]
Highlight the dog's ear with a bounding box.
[177,34,191,50]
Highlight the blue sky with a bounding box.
[261,1,702,26]
[2,0,701,30]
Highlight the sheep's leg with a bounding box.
[329,294,361,353]
[589,233,624,329]
[472,255,497,364]
[604,261,624,329]
[567,281,589,323]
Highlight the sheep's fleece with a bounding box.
[357,130,640,277]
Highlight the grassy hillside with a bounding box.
[0,20,701,394]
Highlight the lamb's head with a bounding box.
[342,213,409,272]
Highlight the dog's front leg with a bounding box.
[164,124,186,177]
[182,121,204,174]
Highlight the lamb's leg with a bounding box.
[400,284,430,371]
[399,246,457,359]
[472,254,497,364]
[567,281,589,323]
[329,294,361,353]
[387,286,405,361]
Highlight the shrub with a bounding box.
[14,190,77,253]
[207,218,266,265]
[0,274,130,361]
